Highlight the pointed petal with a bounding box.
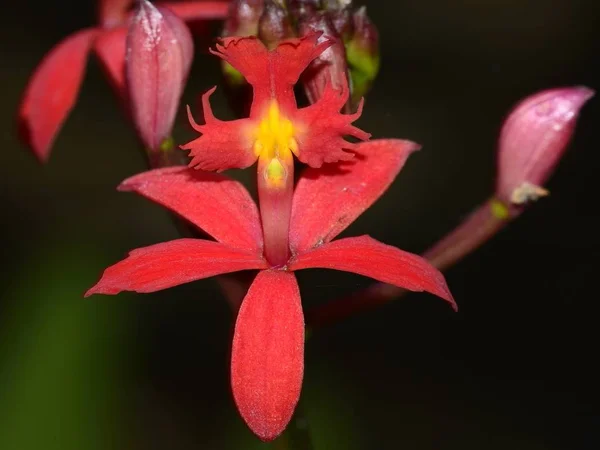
[99,0,134,28]
[289,235,456,310]
[86,239,267,296]
[232,270,304,441]
[210,32,333,112]
[119,167,263,253]
[291,76,370,167]
[18,29,98,162]
[180,87,256,171]
[94,27,127,97]
[290,139,420,254]
[159,1,230,21]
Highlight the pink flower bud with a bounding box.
[496,86,594,206]
[126,0,193,151]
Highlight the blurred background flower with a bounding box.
[2,0,600,449]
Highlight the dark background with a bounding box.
[1,1,599,449]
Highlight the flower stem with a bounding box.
[306,197,513,328]
[422,197,512,270]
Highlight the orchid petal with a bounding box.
[210,32,333,113]
[159,1,230,21]
[119,167,264,253]
[231,270,304,441]
[85,239,267,296]
[290,139,420,254]
[94,27,127,97]
[18,28,98,162]
[292,77,370,167]
[181,87,256,171]
[289,235,456,310]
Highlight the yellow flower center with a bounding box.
[253,101,298,188]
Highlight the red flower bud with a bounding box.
[496,86,594,206]
[298,12,349,108]
[126,0,193,152]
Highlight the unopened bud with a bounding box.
[258,0,294,49]
[496,86,594,206]
[346,6,379,105]
[126,0,193,152]
[287,0,320,18]
[298,12,350,109]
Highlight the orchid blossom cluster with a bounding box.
[17,0,593,444]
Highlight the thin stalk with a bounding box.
[307,197,513,328]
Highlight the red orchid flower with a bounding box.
[86,33,456,441]
[18,0,229,162]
